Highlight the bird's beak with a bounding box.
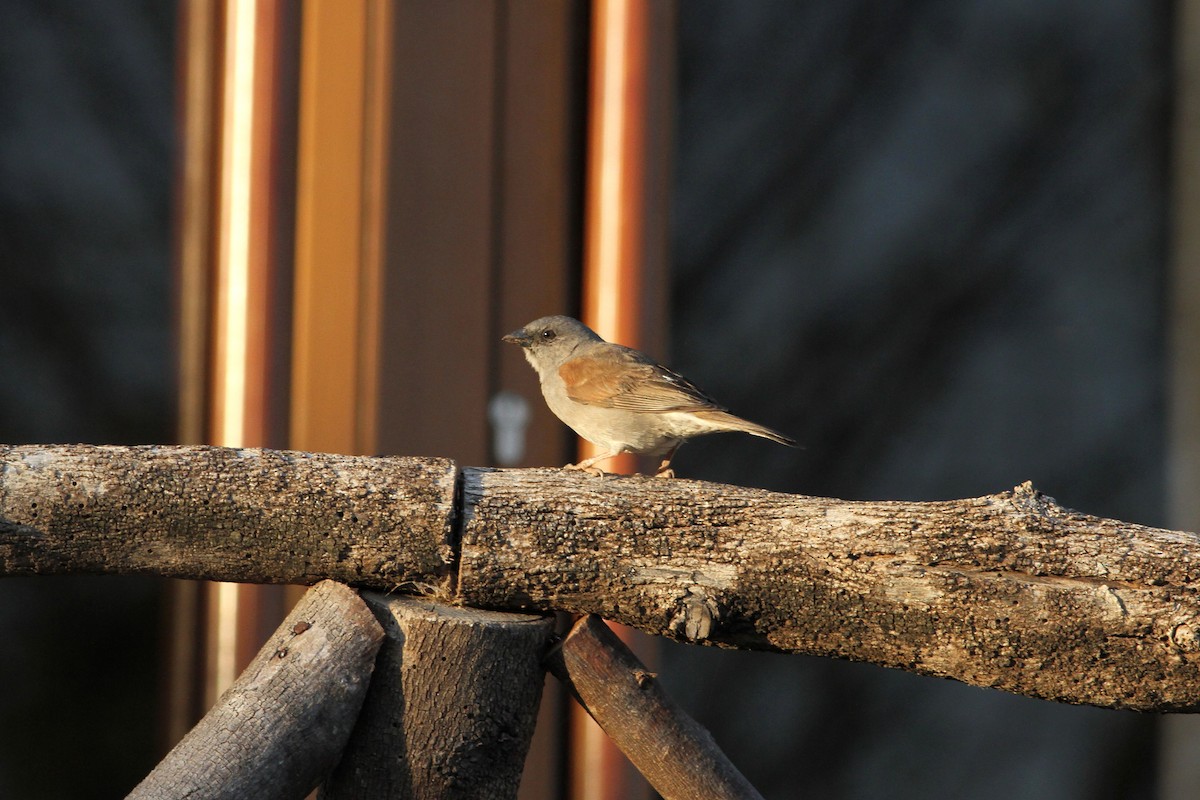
[502,329,530,347]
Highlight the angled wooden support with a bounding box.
[547,614,763,800]
[320,594,556,800]
[128,581,383,799]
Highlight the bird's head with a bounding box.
[502,315,602,376]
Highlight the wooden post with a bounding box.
[129,581,383,799]
[320,593,557,799]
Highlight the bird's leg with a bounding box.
[565,450,620,477]
[654,445,680,479]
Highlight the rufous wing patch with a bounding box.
[559,351,723,412]
[559,355,633,406]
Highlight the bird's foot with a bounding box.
[563,462,611,478]
[564,450,621,477]
[653,454,676,479]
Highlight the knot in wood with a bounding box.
[668,585,720,641]
[633,669,657,688]
[1170,622,1200,653]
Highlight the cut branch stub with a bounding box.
[458,468,1200,710]
[0,444,457,590]
[321,594,556,800]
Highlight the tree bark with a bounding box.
[0,444,457,591]
[320,594,556,800]
[128,580,383,799]
[5,445,1200,710]
[459,467,1200,711]
[547,614,763,800]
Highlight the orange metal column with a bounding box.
[582,0,674,370]
[202,0,295,709]
[573,1,676,799]
[169,0,296,739]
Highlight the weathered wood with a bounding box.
[0,445,457,591]
[459,467,1200,710]
[320,594,556,800]
[5,445,1200,710]
[128,580,383,799]
[547,614,763,800]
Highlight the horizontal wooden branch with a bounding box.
[457,467,1200,711]
[0,444,457,590]
[3,445,1200,710]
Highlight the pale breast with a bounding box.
[542,381,679,455]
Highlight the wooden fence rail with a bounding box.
[2,443,1198,713]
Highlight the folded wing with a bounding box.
[558,348,724,413]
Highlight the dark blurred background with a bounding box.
[0,1,175,797]
[663,3,1166,799]
[0,1,1171,798]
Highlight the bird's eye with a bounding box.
[540,329,556,341]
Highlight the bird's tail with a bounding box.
[699,410,797,447]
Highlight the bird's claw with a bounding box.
[563,462,610,478]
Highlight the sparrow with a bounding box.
[502,315,795,477]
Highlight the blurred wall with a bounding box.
[665,3,1166,799]
[0,2,175,797]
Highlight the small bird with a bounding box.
[502,315,795,477]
